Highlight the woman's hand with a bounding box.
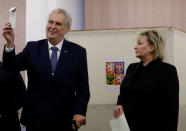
[113,105,123,118]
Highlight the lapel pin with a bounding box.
[64,50,68,54]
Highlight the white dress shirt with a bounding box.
[48,40,63,61]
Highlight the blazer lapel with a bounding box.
[53,39,72,77]
[39,40,52,78]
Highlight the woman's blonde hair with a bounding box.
[140,30,165,61]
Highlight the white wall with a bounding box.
[26,0,47,41]
[174,29,186,105]
[173,29,186,131]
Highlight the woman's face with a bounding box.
[134,35,155,59]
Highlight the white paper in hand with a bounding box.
[110,113,130,131]
[9,7,16,28]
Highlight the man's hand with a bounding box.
[72,114,86,130]
[2,22,15,48]
[113,105,123,118]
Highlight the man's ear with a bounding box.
[66,26,71,32]
[64,27,71,35]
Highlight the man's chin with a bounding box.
[48,37,56,42]
[47,36,56,40]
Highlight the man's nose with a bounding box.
[51,23,56,28]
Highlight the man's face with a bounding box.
[46,12,69,45]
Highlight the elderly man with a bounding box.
[2,8,90,131]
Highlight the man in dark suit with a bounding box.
[2,8,90,131]
[0,61,26,131]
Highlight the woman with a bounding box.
[0,61,26,131]
[113,30,179,131]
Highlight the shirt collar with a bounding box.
[48,39,63,51]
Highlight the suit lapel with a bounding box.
[39,40,52,77]
[53,39,72,77]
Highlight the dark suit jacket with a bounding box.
[117,59,179,131]
[0,61,26,131]
[3,39,90,130]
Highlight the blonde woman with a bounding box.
[114,30,179,131]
